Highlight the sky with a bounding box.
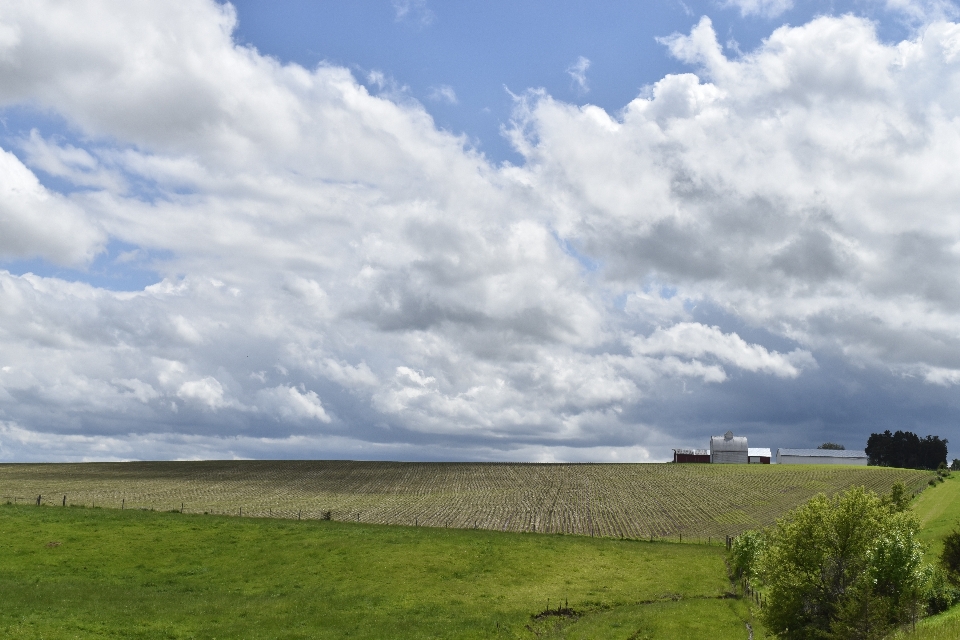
[1,0,960,462]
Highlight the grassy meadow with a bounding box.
[0,503,762,639]
[0,461,944,638]
[893,473,960,639]
[0,461,933,539]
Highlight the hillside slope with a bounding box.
[0,461,932,539]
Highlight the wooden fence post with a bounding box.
[62,495,66,507]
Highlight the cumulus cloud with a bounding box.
[0,146,104,264]
[1,1,960,461]
[255,385,331,423]
[631,323,814,378]
[177,377,227,409]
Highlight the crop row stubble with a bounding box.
[0,461,933,539]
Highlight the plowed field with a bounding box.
[0,461,933,539]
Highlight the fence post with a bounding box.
[298,510,301,520]
[121,498,124,510]
[37,494,41,506]
[62,495,66,507]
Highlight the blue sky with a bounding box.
[1,0,960,463]
[229,0,921,163]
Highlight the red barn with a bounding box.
[673,448,710,463]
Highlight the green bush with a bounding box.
[885,481,911,512]
[940,528,960,584]
[926,565,960,615]
[729,529,766,581]
[757,487,929,639]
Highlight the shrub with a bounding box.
[730,529,766,580]
[757,487,928,638]
[927,565,960,614]
[940,528,960,583]
[884,482,910,512]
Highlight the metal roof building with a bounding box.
[710,431,748,464]
[775,448,868,465]
[748,447,772,464]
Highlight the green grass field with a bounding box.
[0,503,764,639]
[0,462,941,638]
[892,473,960,639]
[911,473,960,560]
[0,461,933,540]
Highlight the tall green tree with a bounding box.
[756,487,928,639]
[865,430,947,469]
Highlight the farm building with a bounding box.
[672,448,710,463]
[748,448,771,464]
[775,448,868,465]
[710,431,749,464]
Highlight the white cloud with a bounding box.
[922,366,960,386]
[723,0,793,18]
[0,2,960,460]
[566,56,591,94]
[392,0,434,26]
[0,146,104,264]
[427,84,458,104]
[19,129,125,191]
[631,323,813,378]
[884,0,958,24]
[255,385,331,422]
[177,377,226,409]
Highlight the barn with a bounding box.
[748,448,771,464]
[775,448,869,465]
[710,431,748,464]
[672,448,710,463]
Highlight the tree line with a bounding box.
[865,430,948,470]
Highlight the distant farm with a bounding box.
[0,461,933,540]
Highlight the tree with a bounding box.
[755,486,928,639]
[865,430,947,470]
[818,442,845,450]
[731,529,766,580]
[883,481,910,513]
[951,459,960,472]
[941,528,960,583]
